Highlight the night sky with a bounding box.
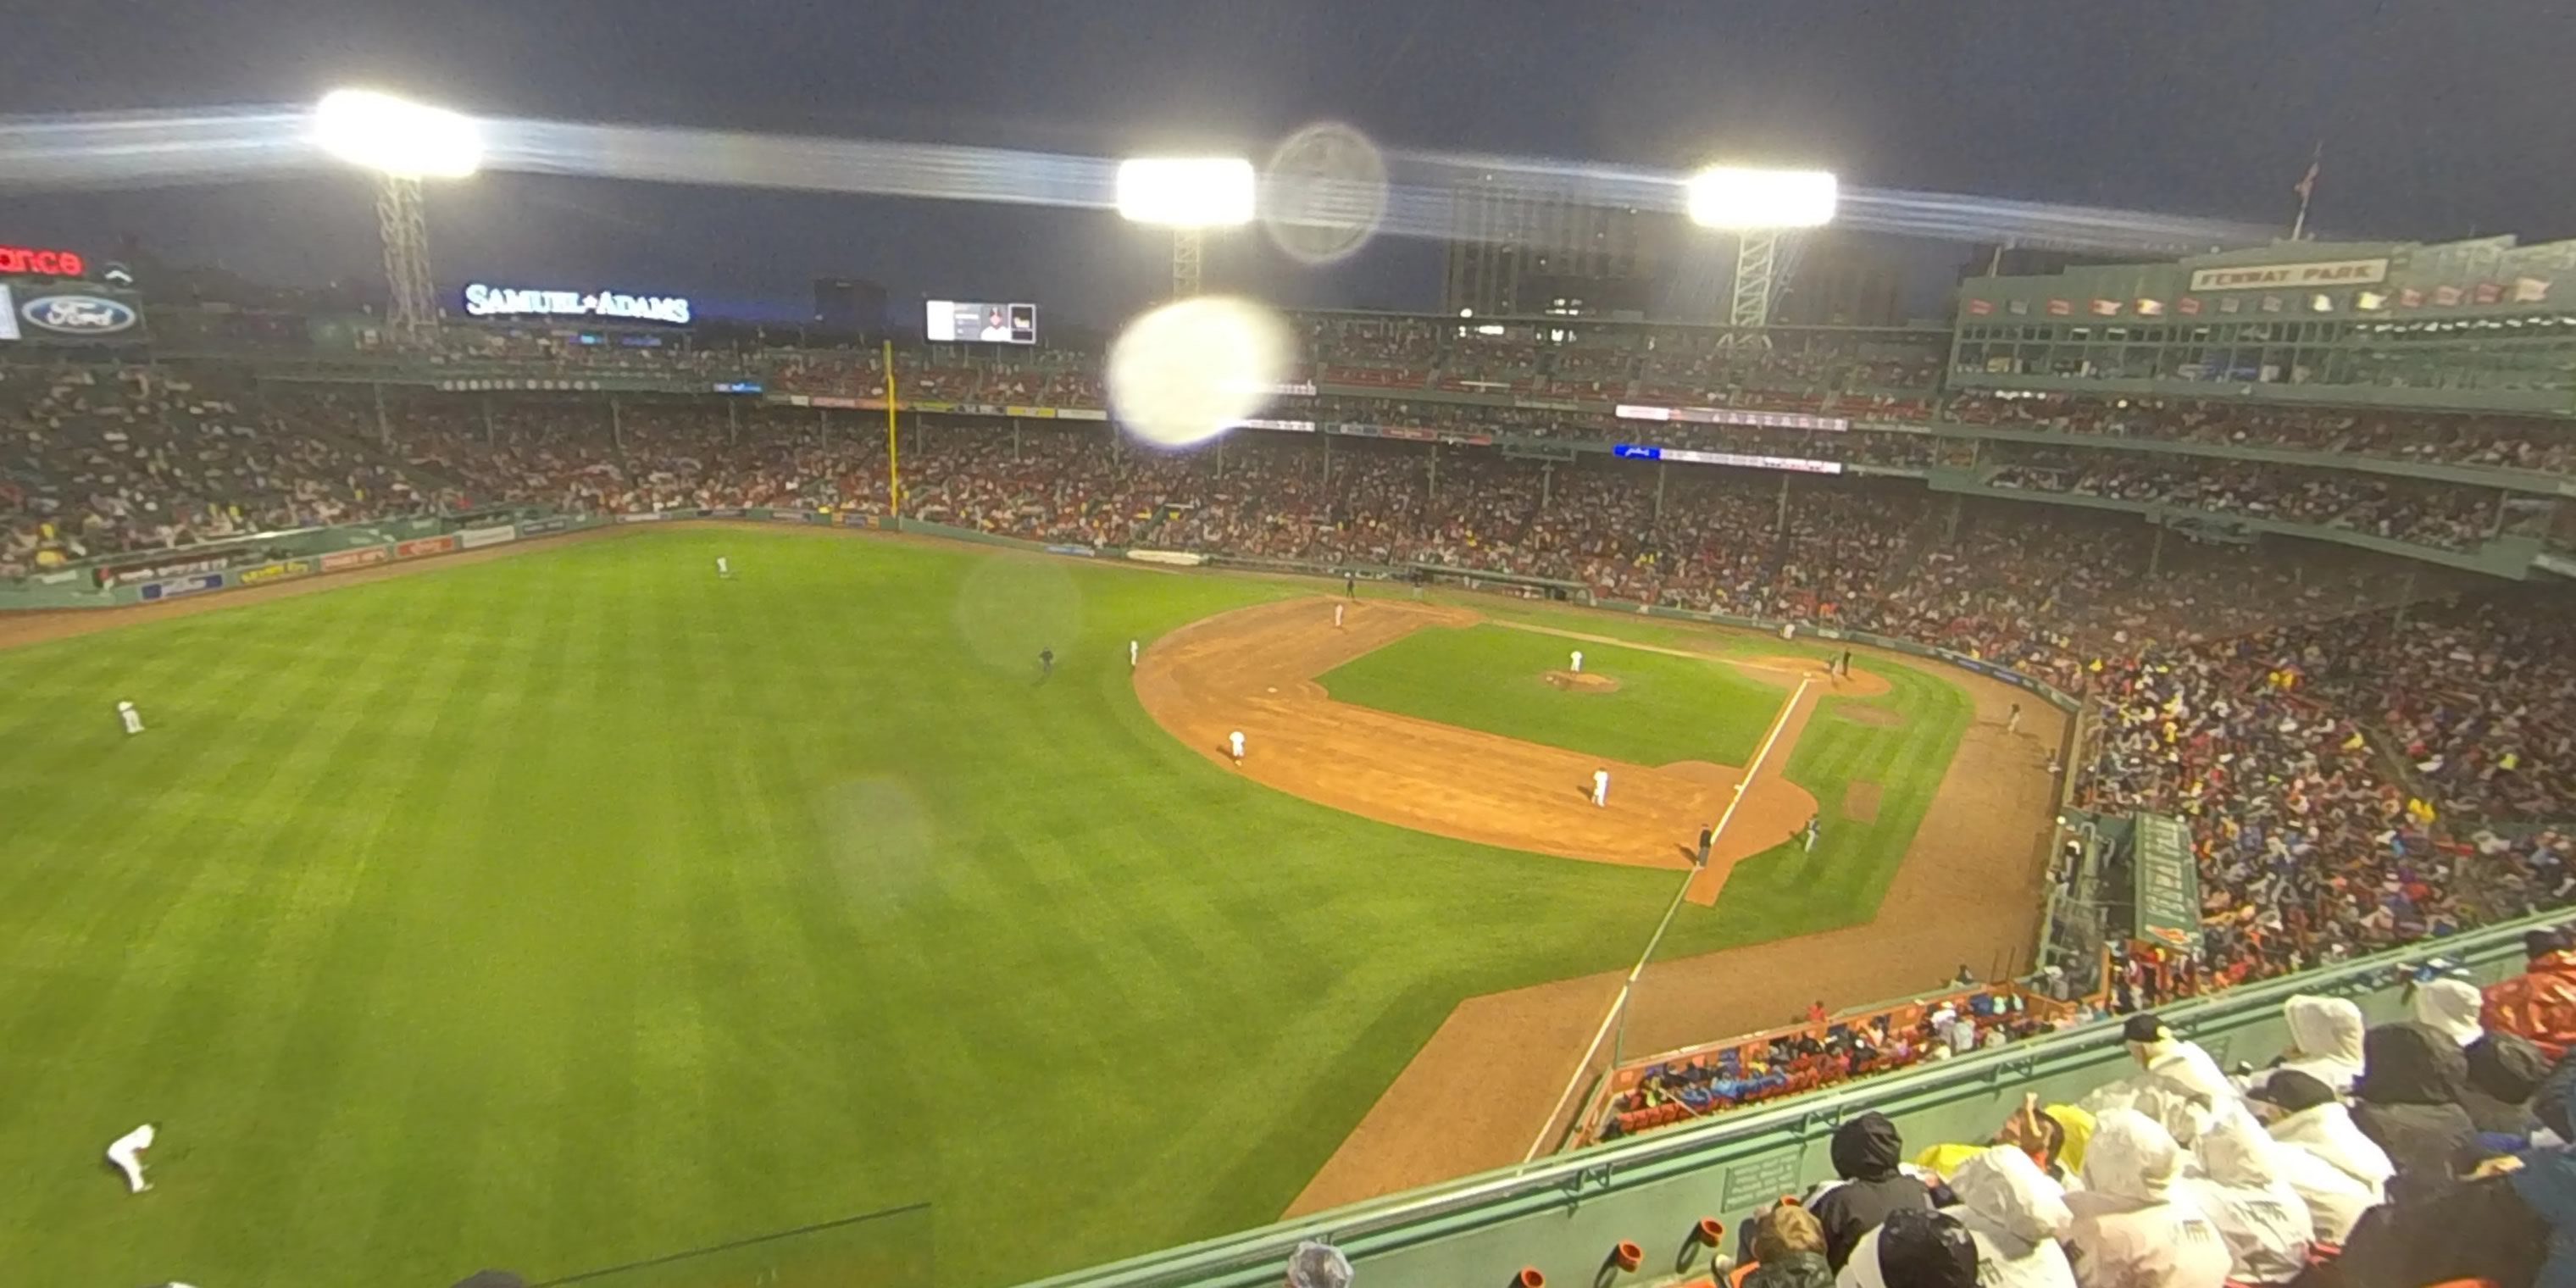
[3,0,2569,328]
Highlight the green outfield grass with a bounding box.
[0,530,1975,1287]
[1316,624,1783,767]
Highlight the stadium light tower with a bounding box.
[1116,157,1257,299]
[313,89,484,347]
[1686,166,1839,346]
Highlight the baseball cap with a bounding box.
[2246,1069,2335,1114]
[2121,1013,2166,1045]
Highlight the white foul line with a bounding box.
[1518,675,1816,1164]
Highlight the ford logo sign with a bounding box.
[20,294,138,336]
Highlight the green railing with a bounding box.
[1015,912,2551,1288]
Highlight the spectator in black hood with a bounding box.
[2351,1021,2486,1204]
[1807,1110,1933,1270]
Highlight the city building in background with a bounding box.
[1441,177,1676,319]
[812,276,888,338]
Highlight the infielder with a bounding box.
[715,556,731,579]
[1802,813,1821,852]
[1569,649,1584,675]
[1333,603,1345,629]
[106,1123,155,1193]
[1229,730,1246,763]
[2007,702,2023,735]
[1129,639,1140,669]
[1591,767,1609,808]
[117,701,145,736]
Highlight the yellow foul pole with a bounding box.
[882,338,900,525]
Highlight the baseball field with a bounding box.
[0,525,2057,1286]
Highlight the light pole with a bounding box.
[313,90,484,347]
[1115,157,1256,299]
[1685,165,1839,347]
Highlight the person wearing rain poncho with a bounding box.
[1807,1111,1936,1272]
[1832,1208,1980,1288]
[1840,1146,2075,1288]
[2351,1021,2485,1205]
[2061,1109,2232,1288]
[2418,974,2550,1139]
[2247,994,2365,1095]
[2246,1069,2394,1243]
[2079,1013,2234,1149]
[2175,1103,2312,1284]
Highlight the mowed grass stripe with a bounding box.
[0,529,2002,1286]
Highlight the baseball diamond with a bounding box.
[0,523,2052,1286]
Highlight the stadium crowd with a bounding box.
[1576,999,2576,1287]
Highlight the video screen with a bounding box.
[926,299,1036,345]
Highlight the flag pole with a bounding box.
[2289,142,2322,242]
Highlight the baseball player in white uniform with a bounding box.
[1334,603,1345,629]
[117,701,145,736]
[1229,730,1246,763]
[1591,768,1609,807]
[1130,639,1139,669]
[106,1123,155,1193]
[715,556,731,579]
[1569,650,1584,675]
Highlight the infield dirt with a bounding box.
[1131,597,1823,887]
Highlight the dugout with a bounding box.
[1407,562,1589,602]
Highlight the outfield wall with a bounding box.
[1021,912,2545,1288]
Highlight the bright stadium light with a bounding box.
[1114,157,1257,228]
[1685,165,1839,230]
[313,89,482,347]
[313,89,484,179]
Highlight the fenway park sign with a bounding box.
[2186,257,2389,291]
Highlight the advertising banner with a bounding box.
[98,553,232,587]
[769,509,810,523]
[1055,408,1109,422]
[1126,550,1205,567]
[14,290,143,341]
[395,534,462,558]
[616,513,664,524]
[2131,813,2203,951]
[1002,405,1057,419]
[457,524,518,549]
[1042,544,1097,558]
[319,546,391,572]
[515,514,575,536]
[236,559,316,586]
[137,572,224,601]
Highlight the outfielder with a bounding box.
[1129,639,1140,669]
[715,556,731,579]
[1229,730,1246,763]
[1803,813,1821,852]
[1591,767,1609,808]
[1569,649,1584,675]
[106,1123,155,1193]
[117,701,145,736]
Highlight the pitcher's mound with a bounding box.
[1542,669,1620,693]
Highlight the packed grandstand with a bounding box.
[15,253,2576,1283]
